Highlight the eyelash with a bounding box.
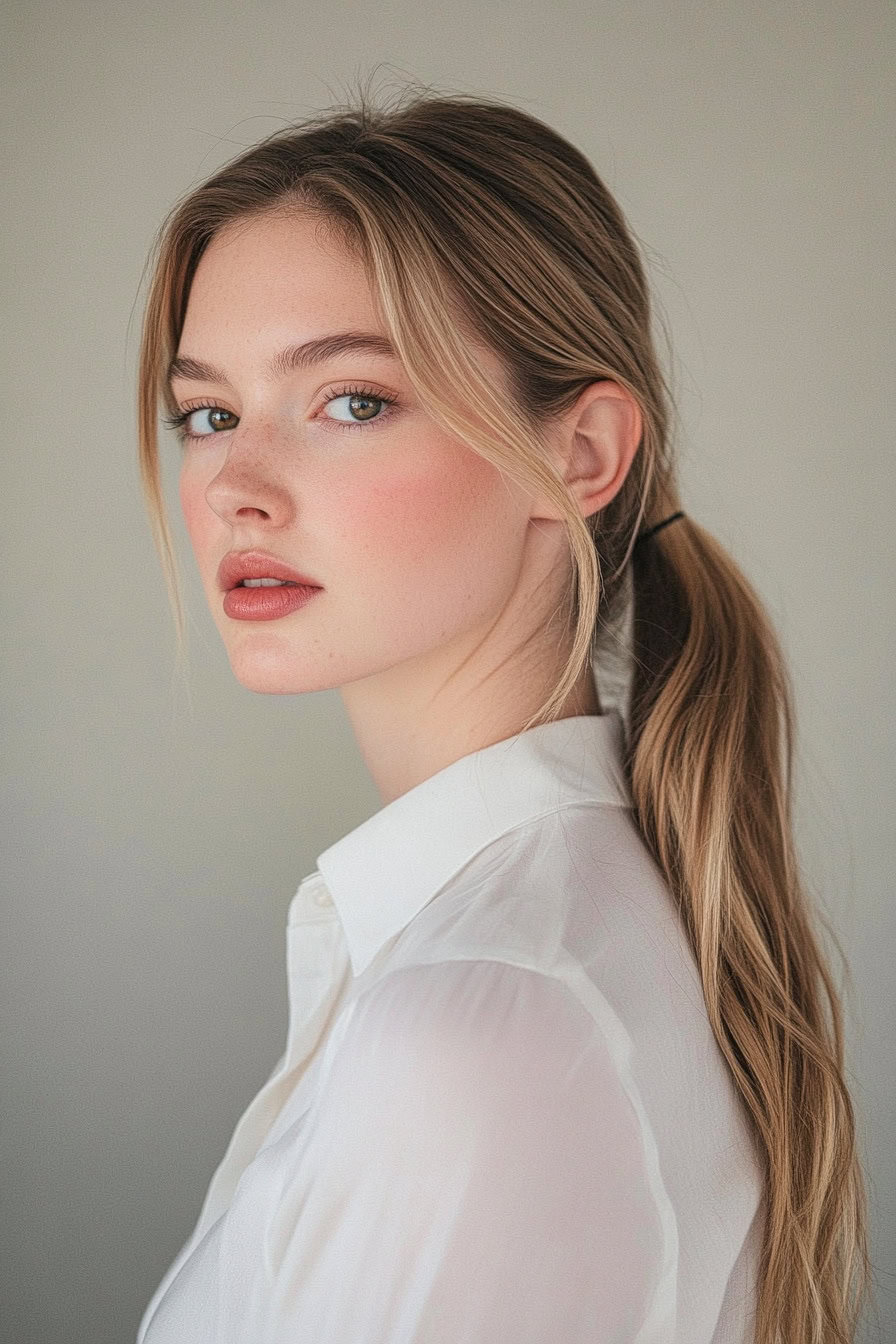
[162,384,398,443]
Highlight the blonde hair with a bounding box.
[137,86,872,1343]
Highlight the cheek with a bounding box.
[179,464,222,578]
[333,444,525,606]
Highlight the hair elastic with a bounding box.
[634,511,685,547]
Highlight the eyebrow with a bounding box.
[166,330,399,392]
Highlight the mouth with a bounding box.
[217,550,322,593]
[237,577,301,588]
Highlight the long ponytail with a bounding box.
[627,508,871,1343]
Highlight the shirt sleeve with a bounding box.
[258,958,672,1343]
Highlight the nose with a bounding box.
[203,434,295,529]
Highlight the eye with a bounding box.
[322,388,395,428]
[162,386,397,442]
[162,404,238,441]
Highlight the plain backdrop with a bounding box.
[2,2,893,1341]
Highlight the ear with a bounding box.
[531,381,642,522]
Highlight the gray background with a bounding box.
[2,2,893,1341]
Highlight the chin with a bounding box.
[224,639,332,696]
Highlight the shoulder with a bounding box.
[348,959,596,1064]
[328,959,645,1151]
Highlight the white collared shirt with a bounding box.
[137,711,764,1343]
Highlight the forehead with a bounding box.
[175,206,512,398]
[180,210,379,340]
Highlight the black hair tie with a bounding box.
[634,511,685,547]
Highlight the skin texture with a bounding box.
[172,211,642,803]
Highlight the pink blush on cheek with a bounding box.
[338,453,522,597]
[337,471,471,564]
[351,433,511,534]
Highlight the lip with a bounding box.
[217,550,322,593]
[223,582,322,622]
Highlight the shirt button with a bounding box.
[313,887,333,908]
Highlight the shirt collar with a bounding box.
[309,710,632,978]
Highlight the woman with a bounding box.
[134,90,870,1343]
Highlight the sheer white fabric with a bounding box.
[137,711,764,1343]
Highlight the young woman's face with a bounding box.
[171,211,550,703]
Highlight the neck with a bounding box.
[340,646,601,805]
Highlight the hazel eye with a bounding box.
[325,393,386,424]
[162,404,239,444]
[185,407,239,436]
